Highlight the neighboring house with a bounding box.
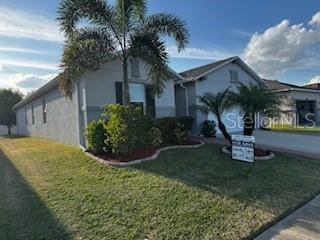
[264,80,320,126]
[305,83,320,90]
[175,56,265,134]
[13,58,179,146]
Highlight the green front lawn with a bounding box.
[272,124,320,135]
[1,137,320,239]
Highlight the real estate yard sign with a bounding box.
[231,135,255,163]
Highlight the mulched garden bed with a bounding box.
[90,140,201,163]
[225,145,271,157]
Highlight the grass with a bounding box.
[1,137,320,240]
[272,124,320,135]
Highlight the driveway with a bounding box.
[253,130,320,158]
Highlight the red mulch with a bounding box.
[226,146,270,157]
[91,140,201,163]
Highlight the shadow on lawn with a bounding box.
[132,145,320,211]
[0,149,71,240]
[132,145,320,239]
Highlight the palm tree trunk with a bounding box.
[243,113,254,136]
[7,126,11,135]
[122,57,130,105]
[217,116,232,144]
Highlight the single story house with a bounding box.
[13,58,180,146]
[175,56,266,134]
[16,55,316,146]
[264,80,320,126]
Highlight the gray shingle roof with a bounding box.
[264,79,316,90]
[180,56,237,79]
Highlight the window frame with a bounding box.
[42,98,47,124]
[25,107,28,125]
[130,58,140,78]
[230,70,239,83]
[31,104,35,125]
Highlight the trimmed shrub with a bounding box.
[155,116,193,144]
[201,120,217,137]
[147,127,163,147]
[176,116,194,131]
[104,104,155,156]
[86,119,107,153]
[174,123,189,144]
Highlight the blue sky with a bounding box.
[0,0,320,93]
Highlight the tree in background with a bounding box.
[198,88,232,144]
[228,82,280,136]
[57,0,189,104]
[0,89,23,135]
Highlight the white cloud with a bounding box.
[0,46,47,55]
[309,11,320,25]
[243,13,320,78]
[167,46,233,60]
[0,59,58,71]
[309,75,320,84]
[0,6,63,42]
[0,73,57,94]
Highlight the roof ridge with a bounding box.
[180,56,238,78]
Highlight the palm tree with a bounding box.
[228,82,280,136]
[57,0,189,104]
[198,88,232,144]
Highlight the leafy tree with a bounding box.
[0,89,23,135]
[198,88,232,144]
[228,82,280,136]
[57,0,189,104]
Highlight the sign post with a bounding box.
[231,135,256,176]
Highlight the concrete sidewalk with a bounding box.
[255,195,320,240]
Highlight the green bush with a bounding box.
[176,116,194,131]
[104,104,155,156]
[86,119,107,153]
[155,116,193,144]
[147,127,163,147]
[201,120,217,137]
[174,123,189,144]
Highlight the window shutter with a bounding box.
[115,82,123,104]
[145,85,155,117]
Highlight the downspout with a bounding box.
[180,83,189,116]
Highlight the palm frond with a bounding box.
[57,0,115,36]
[143,13,189,51]
[59,35,117,97]
[129,33,170,96]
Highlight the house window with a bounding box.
[25,107,28,125]
[230,70,238,83]
[31,104,35,125]
[42,99,47,124]
[130,58,140,77]
[129,83,145,108]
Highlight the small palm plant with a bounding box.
[228,82,280,136]
[198,88,232,144]
[57,0,189,104]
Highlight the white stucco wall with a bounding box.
[194,62,261,134]
[16,86,80,146]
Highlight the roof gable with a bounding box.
[180,57,236,79]
[178,56,265,85]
